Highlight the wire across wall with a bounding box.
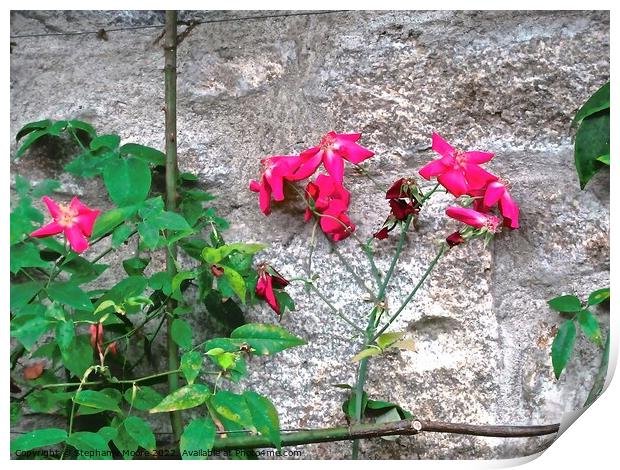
[10,10,351,40]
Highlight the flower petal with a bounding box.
[75,210,100,237]
[499,191,520,229]
[323,150,345,183]
[41,196,61,219]
[464,151,494,164]
[463,163,497,191]
[432,132,455,158]
[438,168,468,197]
[30,221,64,238]
[419,157,451,180]
[339,140,374,164]
[482,181,505,208]
[64,224,89,253]
[292,149,323,180]
[445,206,488,229]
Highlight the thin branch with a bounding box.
[210,419,560,450]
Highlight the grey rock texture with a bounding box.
[10,10,609,459]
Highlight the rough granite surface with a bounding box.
[10,10,610,459]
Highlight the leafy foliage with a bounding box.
[548,288,609,379]
[10,119,302,459]
[573,81,610,189]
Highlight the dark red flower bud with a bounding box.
[373,227,390,240]
[386,178,407,199]
[446,231,466,248]
[389,199,418,221]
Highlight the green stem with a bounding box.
[209,419,560,450]
[371,243,447,342]
[37,368,186,390]
[163,9,183,443]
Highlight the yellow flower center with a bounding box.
[56,204,78,227]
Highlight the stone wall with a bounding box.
[10,10,610,459]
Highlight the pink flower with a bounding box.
[304,174,355,242]
[256,265,290,315]
[249,156,301,215]
[419,133,496,197]
[30,196,100,254]
[293,131,374,183]
[481,180,520,229]
[446,206,500,233]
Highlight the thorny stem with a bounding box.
[352,183,440,458]
[371,243,447,342]
[163,9,183,442]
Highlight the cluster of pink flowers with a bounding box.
[249,131,375,242]
[419,133,520,244]
[30,196,101,253]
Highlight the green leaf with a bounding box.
[171,319,193,349]
[74,390,122,413]
[90,134,120,151]
[574,110,610,189]
[10,315,51,350]
[351,347,383,362]
[112,423,138,460]
[123,416,156,451]
[375,331,407,350]
[202,243,267,264]
[597,154,610,165]
[67,120,97,138]
[585,333,610,407]
[55,319,75,352]
[97,426,118,442]
[103,157,151,206]
[11,401,22,427]
[16,119,51,142]
[204,290,246,333]
[551,320,577,379]
[574,82,610,124]
[11,428,67,453]
[10,242,50,275]
[47,282,93,312]
[16,128,50,159]
[66,431,112,459]
[91,205,138,239]
[122,257,150,276]
[577,310,603,346]
[222,266,246,303]
[138,220,160,249]
[151,210,192,231]
[588,288,610,306]
[229,323,306,355]
[112,223,135,247]
[210,391,255,431]
[123,386,163,411]
[61,335,93,378]
[243,391,281,450]
[10,281,43,310]
[547,294,582,313]
[172,270,196,293]
[149,384,211,413]
[180,418,216,460]
[180,351,203,384]
[120,143,166,166]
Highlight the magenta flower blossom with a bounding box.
[446,206,500,233]
[482,180,520,229]
[419,133,496,197]
[249,156,301,215]
[293,131,374,183]
[30,196,100,254]
[304,174,355,242]
[256,265,290,316]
